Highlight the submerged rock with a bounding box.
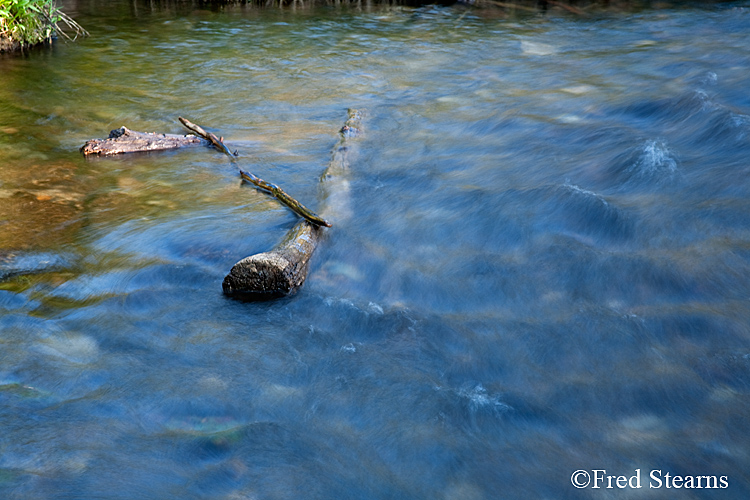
[0,252,72,281]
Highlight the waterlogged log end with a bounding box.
[222,250,310,300]
[222,221,320,300]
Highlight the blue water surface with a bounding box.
[1,1,750,498]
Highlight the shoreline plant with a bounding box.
[0,0,86,52]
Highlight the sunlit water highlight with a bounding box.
[2,1,750,498]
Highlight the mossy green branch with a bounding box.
[178,116,331,228]
[0,0,86,51]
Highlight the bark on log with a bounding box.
[80,126,206,156]
[221,220,321,299]
[222,109,364,299]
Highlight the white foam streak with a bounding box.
[631,139,678,177]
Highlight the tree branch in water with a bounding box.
[178,116,330,228]
[223,108,364,299]
[178,116,237,159]
[239,170,331,228]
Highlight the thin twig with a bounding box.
[240,170,331,228]
[178,117,236,159]
[39,8,89,42]
[178,116,331,228]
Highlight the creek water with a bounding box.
[2,0,750,498]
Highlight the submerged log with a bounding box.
[80,112,360,299]
[222,109,364,299]
[82,118,329,227]
[221,220,321,299]
[80,126,206,156]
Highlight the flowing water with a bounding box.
[1,1,750,498]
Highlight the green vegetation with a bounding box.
[0,0,86,52]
